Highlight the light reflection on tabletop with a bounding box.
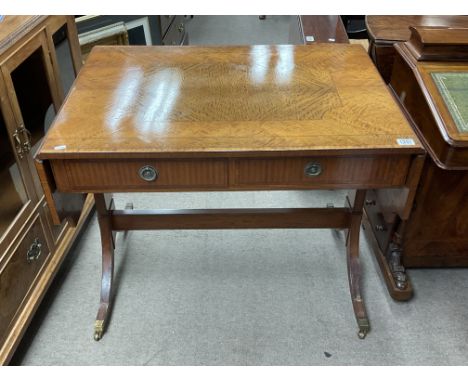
[249,45,271,84]
[275,45,295,85]
[105,66,143,132]
[135,68,182,133]
[39,45,420,156]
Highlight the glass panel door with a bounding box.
[52,22,79,96]
[2,30,65,244]
[4,32,61,201]
[0,109,31,240]
[10,46,57,149]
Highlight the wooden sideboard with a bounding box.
[366,16,468,83]
[0,16,93,365]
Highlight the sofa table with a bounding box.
[35,45,424,341]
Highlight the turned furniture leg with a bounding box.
[346,190,370,339]
[93,193,114,341]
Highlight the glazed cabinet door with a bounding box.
[1,27,61,197]
[46,16,83,100]
[0,16,88,365]
[0,97,38,253]
[0,24,78,244]
[43,17,83,242]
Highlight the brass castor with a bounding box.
[358,329,368,339]
[94,320,104,341]
[94,331,102,341]
[357,318,370,339]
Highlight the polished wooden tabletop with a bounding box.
[38,45,421,159]
[366,15,468,43]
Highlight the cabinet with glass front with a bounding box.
[0,15,92,365]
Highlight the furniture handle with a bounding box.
[139,165,158,182]
[13,129,24,158]
[304,162,322,177]
[375,224,387,232]
[27,238,42,262]
[22,127,32,153]
[12,124,32,158]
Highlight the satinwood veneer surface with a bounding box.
[37,45,421,160]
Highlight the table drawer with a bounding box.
[53,159,228,192]
[232,156,410,188]
[0,214,50,343]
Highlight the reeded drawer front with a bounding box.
[51,155,411,192]
[0,214,50,343]
[232,156,410,188]
[53,159,228,191]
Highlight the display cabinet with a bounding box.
[0,15,93,365]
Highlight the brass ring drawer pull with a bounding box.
[304,162,322,177]
[27,238,42,262]
[139,165,158,182]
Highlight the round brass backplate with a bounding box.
[304,162,322,177]
[139,165,159,182]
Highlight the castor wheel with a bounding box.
[357,318,369,339]
[94,331,102,341]
[94,320,104,341]
[358,329,367,339]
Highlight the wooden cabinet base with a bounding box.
[362,209,413,301]
[0,16,88,365]
[0,195,94,365]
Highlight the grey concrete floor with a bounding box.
[10,15,468,366]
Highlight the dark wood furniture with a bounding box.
[289,16,349,44]
[0,16,93,365]
[364,26,468,300]
[36,44,423,342]
[366,16,468,83]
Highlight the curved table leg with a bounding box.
[94,194,114,341]
[346,190,370,339]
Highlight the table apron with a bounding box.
[48,155,412,192]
